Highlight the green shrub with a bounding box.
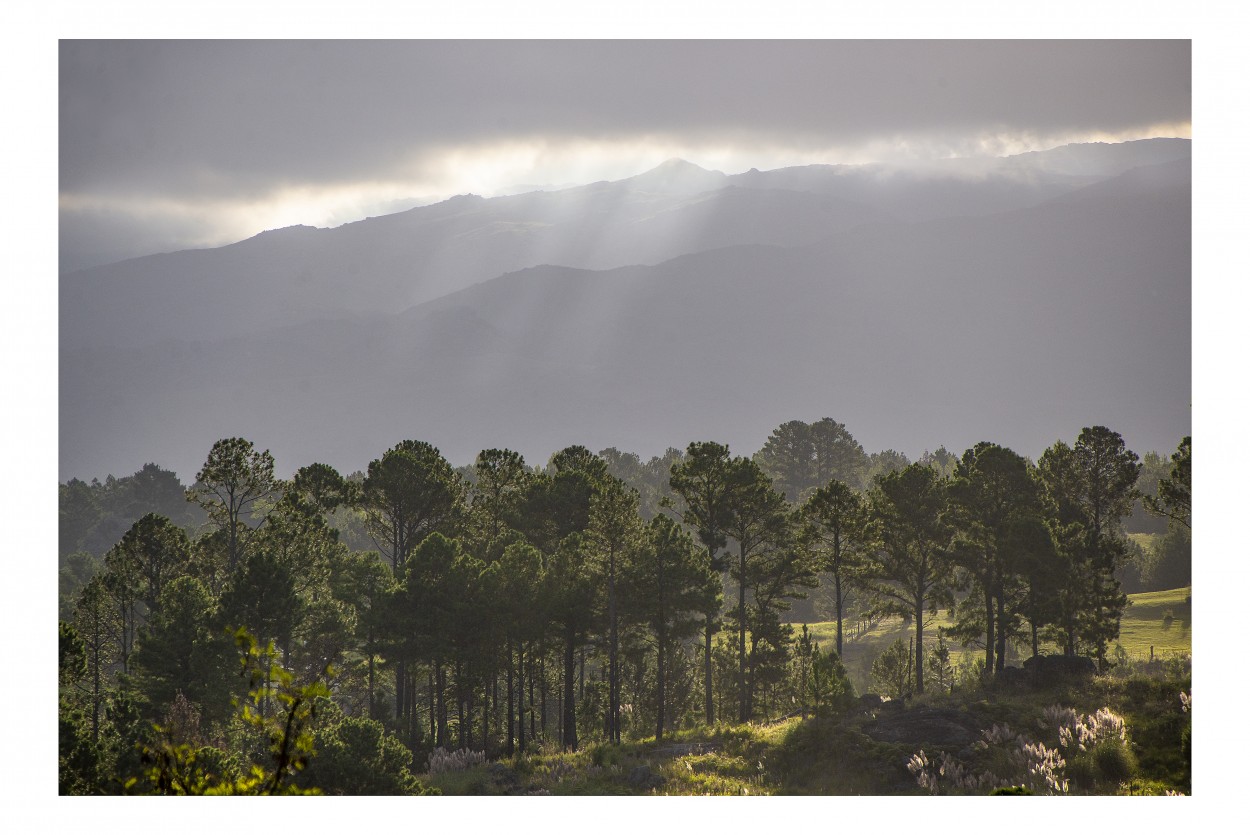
[297,713,425,795]
[1065,753,1098,791]
[871,638,914,701]
[589,743,622,768]
[1093,739,1137,784]
[425,764,495,795]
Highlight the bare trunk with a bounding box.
[608,545,619,744]
[703,616,715,725]
[914,600,925,695]
[984,585,995,674]
[562,630,578,750]
[519,643,528,752]
[539,654,547,740]
[994,591,1007,673]
[91,629,101,744]
[506,638,516,756]
[737,545,748,723]
[395,659,406,719]
[367,651,376,719]
[834,572,844,658]
[435,661,448,747]
[477,675,487,755]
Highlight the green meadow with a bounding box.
[796,586,1192,694]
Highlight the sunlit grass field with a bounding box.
[1117,586,1191,656]
[795,586,1192,693]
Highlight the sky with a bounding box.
[59,39,1191,272]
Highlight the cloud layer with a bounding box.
[59,40,1190,270]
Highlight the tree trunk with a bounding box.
[562,629,578,750]
[395,659,406,719]
[227,499,240,573]
[914,600,925,695]
[738,545,748,723]
[703,615,715,726]
[834,572,844,658]
[747,633,760,719]
[367,651,376,719]
[407,670,418,750]
[91,628,101,744]
[482,676,490,754]
[984,584,995,674]
[506,638,516,756]
[435,661,448,747]
[655,632,667,742]
[456,658,467,750]
[428,669,435,743]
[994,589,1007,674]
[519,643,528,752]
[539,654,547,740]
[608,545,619,744]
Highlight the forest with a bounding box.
[57,419,1192,796]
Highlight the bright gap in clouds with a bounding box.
[61,121,1192,264]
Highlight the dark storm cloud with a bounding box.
[61,40,1190,199]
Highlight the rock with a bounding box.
[858,694,884,711]
[864,706,984,749]
[1022,654,1097,682]
[626,765,665,791]
[995,666,1027,687]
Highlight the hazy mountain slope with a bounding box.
[728,137,1192,221]
[59,166,889,352]
[59,140,1188,354]
[60,159,1190,481]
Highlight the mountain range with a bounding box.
[60,139,1192,481]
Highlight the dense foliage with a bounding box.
[57,422,1191,794]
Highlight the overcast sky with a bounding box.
[59,40,1190,271]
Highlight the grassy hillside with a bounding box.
[421,661,1190,795]
[1117,586,1192,656]
[795,586,1191,694]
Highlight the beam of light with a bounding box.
[60,121,1191,264]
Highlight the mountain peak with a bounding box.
[652,157,709,172]
[626,158,728,195]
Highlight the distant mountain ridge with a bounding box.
[60,144,1191,481]
[61,139,1190,354]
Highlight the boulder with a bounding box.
[858,694,884,712]
[995,666,1027,687]
[626,765,665,791]
[1022,654,1097,682]
[864,706,983,749]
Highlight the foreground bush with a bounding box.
[907,705,1139,795]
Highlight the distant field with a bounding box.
[793,586,1192,694]
[1117,586,1192,657]
[1128,532,1161,552]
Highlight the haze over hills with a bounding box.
[59,138,1190,353]
[59,140,1191,482]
